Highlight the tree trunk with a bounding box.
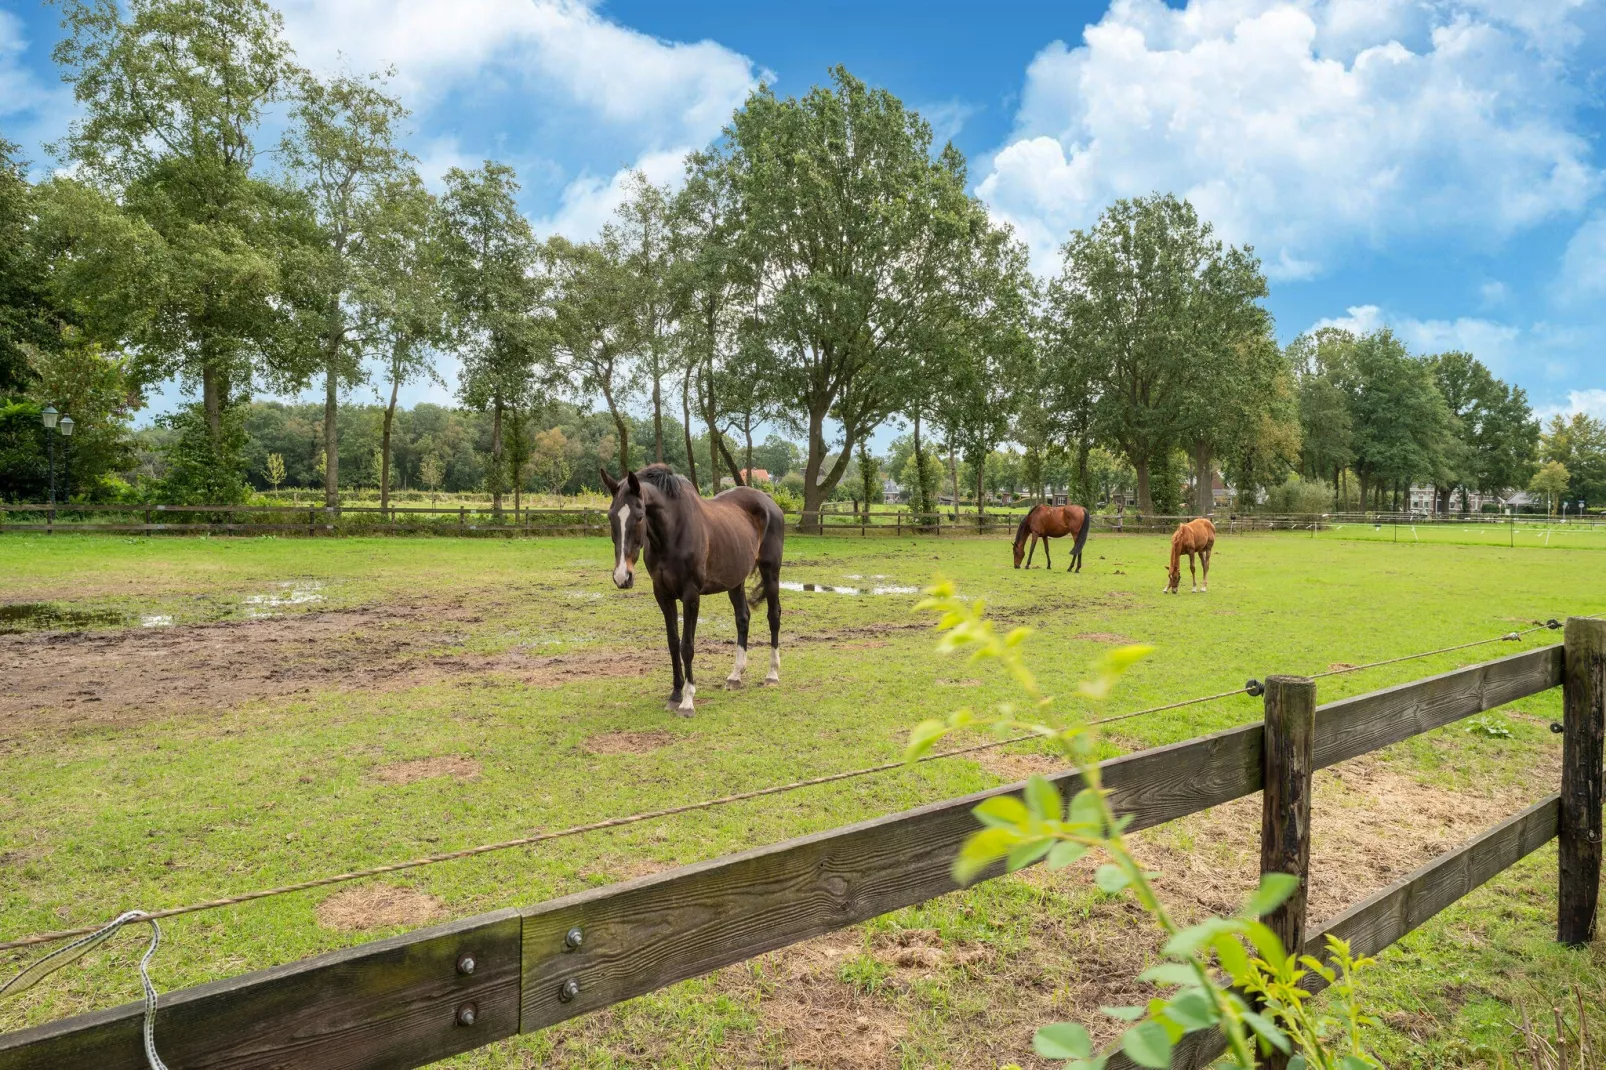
[651,362,664,463]
[603,381,630,478]
[680,370,698,492]
[490,398,504,517]
[1076,438,1091,507]
[323,364,339,511]
[381,372,399,515]
[743,413,755,484]
[509,407,521,517]
[1357,470,1369,512]
[799,407,854,533]
[202,361,225,446]
[975,455,986,519]
[1194,440,1213,516]
[948,443,960,520]
[1134,454,1153,514]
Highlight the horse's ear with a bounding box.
[600,468,619,495]
[626,471,642,497]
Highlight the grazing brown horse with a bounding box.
[1165,517,1216,594]
[1012,503,1092,572]
[601,464,785,716]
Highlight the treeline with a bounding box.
[0,0,1600,516]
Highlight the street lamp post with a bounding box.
[59,415,74,503]
[41,405,58,507]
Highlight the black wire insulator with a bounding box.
[1546,619,1562,630]
[1551,722,1565,734]
[1245,679,1265,697]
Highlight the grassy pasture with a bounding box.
[0,529,1603,1068]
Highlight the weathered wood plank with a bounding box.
[1312,644,1563,770]
[1260,675,1316,1070]
[0,910,522,1070]
[1108,796,1561,1070]
[1560,617,1605,945]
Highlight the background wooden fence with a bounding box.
[3,501,1598,538]
[2,619,1600,1070]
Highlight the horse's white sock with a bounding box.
[727,647,747,684]
[763,647,780,684]
[677,682,696,713]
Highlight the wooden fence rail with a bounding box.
[0,631,1598,1070]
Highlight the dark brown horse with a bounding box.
[1012,503,1091,572]
[601,464,784,715]
[1165,517,1216,593]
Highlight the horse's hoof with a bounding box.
[724,678,744,690]
[761,676,779,687]
[673,707,695,718]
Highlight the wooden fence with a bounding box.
[4,502,1598,539]
[0,620,1601,1069]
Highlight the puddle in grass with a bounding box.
[779,581,920,596]
[243,581,325,618]
[0,603,130,634]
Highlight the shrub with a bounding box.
[1262,476,1335,515]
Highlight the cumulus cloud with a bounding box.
[1557,213,1606,302]
[1310,303,1523,373]
[1554,388,1606,420]
[978,0,1600,276]
[276,0,759,151]
[531,147,691,239]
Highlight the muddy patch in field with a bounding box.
[371,756,481,785]
[755,932,911,1069]
[0,602,129,634]
[1071,632,1134,644]
[316,884,444,931]
[582,730,676,755]
[0,604,661,734]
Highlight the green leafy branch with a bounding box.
[906,580,1380,1070]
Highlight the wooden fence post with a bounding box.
[1261,672,1317,1070]
[1560,616,1606,946]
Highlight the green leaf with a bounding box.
[1094,864,1132,894]
[1242,873,1300,918]
[905,719,948,761]
[1162,989,1217,1031]
[1241,1009,1290,1053]
[1245,921,1288,970]
[1006,836,1055,872]
[1025,774,1062,821]
[1211,933,1252,982]
[1033,1022,1092,1060]
[1119,1021,1173,1068]
[1046,840,1088,870]
[1163,917,1237,959]
[1337,1058,1373,1070]
[1137,963,1197,987]
[1068,1060,1109,1070]
[1289,1058,1308,1070]
[952,827,1016,884]
[1068,787,1104,829]
[1101,1005,1145,1021]
[973,795,1029,829]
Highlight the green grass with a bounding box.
[0,529,1602,1067]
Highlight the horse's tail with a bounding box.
[1070,506,1092,557]
[748,498,780,607]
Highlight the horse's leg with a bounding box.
[762,568,781,685]
[1025,533,1037,568]
[675,590,700,716]
[1200,547,1211,592]
[1189,550,1198,592]
[657,589,684,709]
[726,587,750,689]
[1042,537,1052,570]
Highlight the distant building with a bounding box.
[742,468,771,485]
[882,476,905,504]
[1407,484,1524,514]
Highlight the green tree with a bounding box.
[614,173,677,464]
[440,163,550,514]
[0,140,68,394]
[1288,329,1356,503]
[1529,460,1571,515]
[719,68,978,527]
[1539,413,1606,507]
[53,0,299,446]
[548,233,640,478]
[1426,352,1538,512]
[1047,194,1259,513]
[265,451,285,492]
[1331,329,1451,510]
[276,69,412,509]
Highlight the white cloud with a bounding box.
[979,0,1600,276]
[0,11,44,118]
[1557,213,1606,302]
[1310,303,1523,372]
[1555,388,1606,420]
[531,147,691,240]
[276,0,759,151]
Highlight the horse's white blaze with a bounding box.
[764,647,780,682]
[677,682,696,712]
[727,646,748,682]
[611,504,632,586]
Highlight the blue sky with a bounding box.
[3,0,1605,435]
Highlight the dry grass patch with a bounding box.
[973,748,1067,781]
[582,730,676,755]
[315,883,444,931]
[371,755,481,785]
[1072,632,1135,644]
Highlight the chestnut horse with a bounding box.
[1012,503,1091,572]
[1165,517,1216,594]
[601,464,785,715]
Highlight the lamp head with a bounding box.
[41,405,58,430]
[58,415,74,437]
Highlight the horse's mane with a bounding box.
[1013,507,1037,549]
[636,463,693,498]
